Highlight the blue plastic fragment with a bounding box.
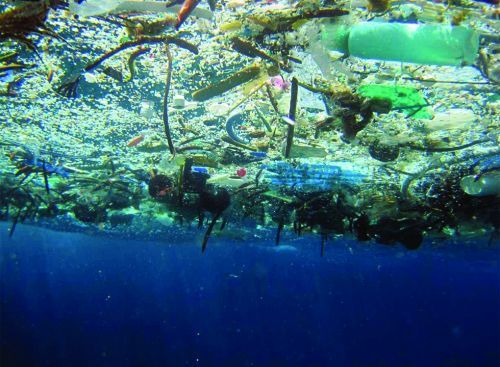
[477,155,500,172]
[0,69,15,83]
[192,166,210,175]
[250,151,267,159]
[28,159,70,178]
[470,153,500,180]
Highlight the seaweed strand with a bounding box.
[276,217,284,245]
[201,211,222,253]
[9,207,23,238]
[403,139,489,153]
[163,45,176,155]
[231,37,291,72]
[265,84,280,114]
[221,135,257,151]
[84,36,198,73]
[321,233,327,257]
[297,80,331,95]
[42,160,50,195]
[124,47,150,82]
[57,36,198,98]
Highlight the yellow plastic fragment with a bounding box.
[219,21,242,32]
[192,65,261,102]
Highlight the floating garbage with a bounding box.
[191,166,212,175]
[321,22,479,66]
[357,84,431,119]
[262,162,368,191]
[460,172,500,196]
[172,94,186,109]
[0,0,498,250]
[70,0,214,19]
[192,65,262,102]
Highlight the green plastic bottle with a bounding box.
[460,173,500,197]
[321,22,479,66]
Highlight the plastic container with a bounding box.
[460,172,500,196]
[321,22,479,66]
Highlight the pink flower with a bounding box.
[269,76,290,91]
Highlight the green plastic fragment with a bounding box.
[357,84,431,119]
[262,191,295,204]
[119,36,131,44]
[486,93,499,103]
[0,51,17,62]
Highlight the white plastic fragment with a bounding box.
[423,108,477,131]
[70,0,213,20]
[173,95,186,109]
[281,116,295,126]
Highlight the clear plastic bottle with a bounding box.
[262,162,367,191]
[321,22,479,66]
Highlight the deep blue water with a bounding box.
[1,223,499,367]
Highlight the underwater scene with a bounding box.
[0,0,499,366]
